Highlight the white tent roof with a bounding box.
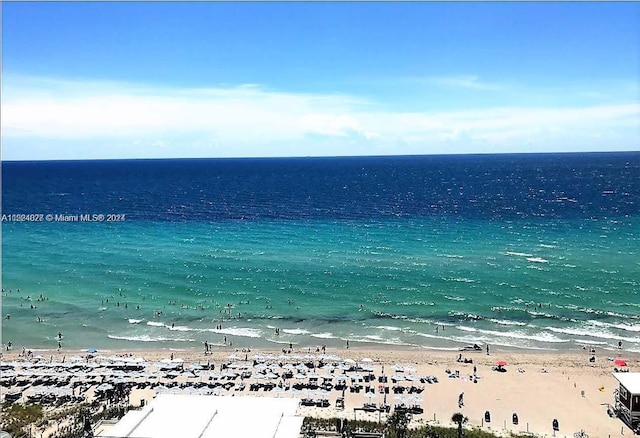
[613,372,640,394]
[100,394,302,438]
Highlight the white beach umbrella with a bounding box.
[393,394,406,404]
[364,391,377,401]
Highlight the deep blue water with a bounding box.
[3,153,639,222]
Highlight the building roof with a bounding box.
[613,373,640,394]
[99,394,303,438]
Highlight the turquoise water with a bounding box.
[3,215,639,353]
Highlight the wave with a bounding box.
[571,338,609,346]
[488,319,527,326]
[453,334,552,350]
[143,321,263,338]
[546,326,640,343]
[414,332,443,339]
[128,319,143,324]
[281,328,311,335]
[449,311,482,321]
[442,277,476,283]
[587,320,640,333]
[476,329,570,344]
[396,301,435,306]
[503,251,534,257]
[527,257,549,264]
[346,335,412,347]
[444,295,466,301]
[311,332,337,339]
[207,327,263,338]
[375,326,402,331]
[264,338,295,345]
[456,326,479,334]
[108,334,195,342]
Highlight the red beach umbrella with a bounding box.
[496,360,508,366]
[614,358,627,367]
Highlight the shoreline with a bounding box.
[4,338,635,359]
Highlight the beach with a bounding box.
[2,344,637,437]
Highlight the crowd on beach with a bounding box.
[2,342,639,438]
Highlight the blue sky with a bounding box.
[2,2,639,160]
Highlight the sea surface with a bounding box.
[2,153,639,354]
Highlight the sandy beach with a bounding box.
[2,344,638,438]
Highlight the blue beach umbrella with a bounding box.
[87,348,98,353]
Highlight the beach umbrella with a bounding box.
[614,358,627,367]
[393,394,407,405]
[86,348,98,354]
[496,360,508,366]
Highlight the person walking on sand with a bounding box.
[458,392,464,408]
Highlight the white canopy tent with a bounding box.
[99,394,303,438]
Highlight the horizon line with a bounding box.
[2,150,639,164]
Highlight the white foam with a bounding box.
[311,332,336,339]
[545,326,640,343]
[489,319,527,326]
[108,334,195,342]
[128,319,143,324]
[571,338,609,345]
[147,321,165,327]
[215,327,262,338]
[282,328,310,335]
[415,332,442,339]
[375,326,402,331]
[527,257,549,263]
[444,295,466,301]
[456,326,478,332]
[503,251,533,257]
[444,277,476,283]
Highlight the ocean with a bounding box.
[2,153,639,354]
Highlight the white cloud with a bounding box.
[1,75,639,160]
[428,75,505,91]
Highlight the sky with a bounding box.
[1,1,639,161]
